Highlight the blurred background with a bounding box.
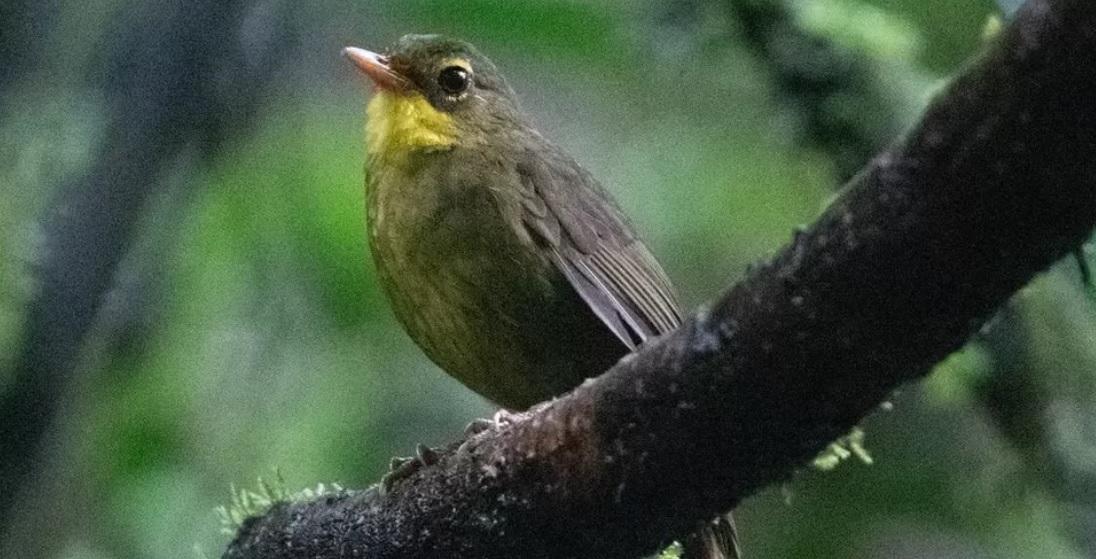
[2,0,1095,558]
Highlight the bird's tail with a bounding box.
[681,512,741,559]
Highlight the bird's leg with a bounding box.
[379,443,441,495]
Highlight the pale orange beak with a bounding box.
[342,47,411,91]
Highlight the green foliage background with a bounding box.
[3,1,1095,558]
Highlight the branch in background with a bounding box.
[978,287,1096,556]
[722,0,905,180]
[0,0,290,538]
[0,0,58,90]
[224,0,1096,557]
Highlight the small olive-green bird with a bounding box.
[345,34,740,559]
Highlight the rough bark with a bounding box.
[224,0,1096,557]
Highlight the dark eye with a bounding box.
[438,66,470,94]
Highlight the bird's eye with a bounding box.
[438,66,470,95]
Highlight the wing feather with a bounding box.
[518,148,682,346]
[547,248,640,350]
[592,247,680,334]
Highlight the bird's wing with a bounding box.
[518,148,682,349]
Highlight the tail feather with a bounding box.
[681,513,741,559]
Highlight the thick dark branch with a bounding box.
[224,1,1096,557]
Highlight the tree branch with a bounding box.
[223,0,1096,557]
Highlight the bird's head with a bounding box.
[344,34,521,163]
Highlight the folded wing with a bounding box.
[517,148,682,349]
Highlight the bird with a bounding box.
[344,33,740,559]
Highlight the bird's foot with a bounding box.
[379,443,440,495]
[463,409,521,437]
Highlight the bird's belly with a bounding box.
[369,185,622,408]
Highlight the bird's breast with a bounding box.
[367,154,539,283]
[367,152,553,316]
[366,153,578,401]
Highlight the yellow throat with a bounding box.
[366,91,458,162]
